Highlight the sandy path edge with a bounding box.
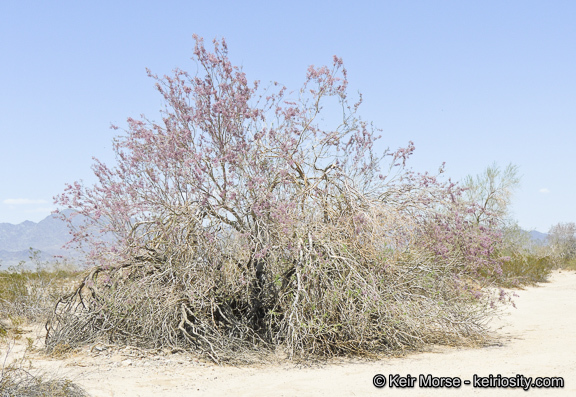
[8,270,576,396]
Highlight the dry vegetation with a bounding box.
[0,261,80,326]
[3,39,573,394]
[40,37,570,365]
[45,215,497,363]
[1,355,89,397]
[0,254,88,396]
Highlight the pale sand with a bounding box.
[7,270,576,396]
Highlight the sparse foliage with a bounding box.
[462,163,520,227]
[548,222,576,262]
[48,37,508,363]
[0,250,80,325]
[461,166,557,286]
[1,341,89,397]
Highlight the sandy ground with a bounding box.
[4,270,575,396]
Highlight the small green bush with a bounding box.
[499,254,555,287]
[565,258,576,270]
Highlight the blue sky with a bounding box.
[1,1,574,232]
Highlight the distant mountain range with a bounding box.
[0,210,84,269]
[529,230,548,242]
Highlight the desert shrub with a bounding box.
[490,224,554,287]
[461,163,520,227]
[547,222,576,268]
[1,342,88,397]
[459,165,557,287]
[47,36,508,363]
[46,208,498,362]
[0,252,81,325]
[498,254,554,287]
[0,368,89,397]
[561,258,576,270]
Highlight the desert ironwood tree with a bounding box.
[48,36,508,363]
